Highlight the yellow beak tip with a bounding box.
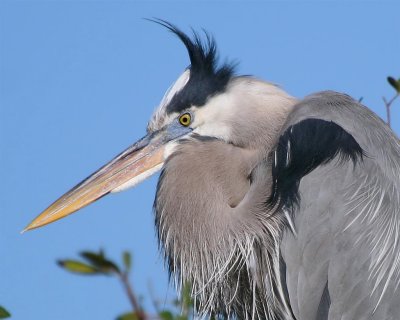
[21,222,38,234]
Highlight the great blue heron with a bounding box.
[25,21,400,320]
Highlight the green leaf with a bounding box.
[123,251,132,272]
[0,306,11,318]
[159,310,174,320]
[80,250,120,274]
[116,312,139,320]
[387,76,400,93]
[57,260,99,274]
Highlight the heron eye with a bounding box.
[179,113,192,126]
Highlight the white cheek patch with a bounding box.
[111,163,164,193]
[190,93,232,141]
[193,123,230,141]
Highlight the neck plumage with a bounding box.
[155,79,297,319]
[155,137,293,319]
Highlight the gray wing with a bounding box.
[273,91,400,320]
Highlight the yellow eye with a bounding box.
[179,113,192,126]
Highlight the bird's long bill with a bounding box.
[24,130,171,232]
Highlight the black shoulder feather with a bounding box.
[268,118,364,210]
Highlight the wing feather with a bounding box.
[276,91,400,319]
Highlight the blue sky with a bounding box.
[1,1,399,319]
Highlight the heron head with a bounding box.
[24,21,294,231]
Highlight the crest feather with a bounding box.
[149,19,236,114]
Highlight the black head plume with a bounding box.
[148,19,236,114]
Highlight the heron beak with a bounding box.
[23,124,191,232]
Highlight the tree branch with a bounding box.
[383,93,399,128]
[118,271,147,320]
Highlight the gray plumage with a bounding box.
[154,87,400,319]
[26,22,400,320]
[281,92,400,319]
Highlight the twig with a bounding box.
[383,93,399,128]
[118,271,147,320]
